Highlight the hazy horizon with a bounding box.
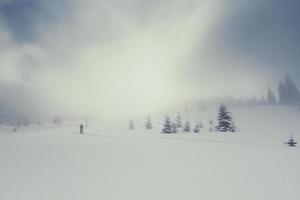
[0,0,299,118]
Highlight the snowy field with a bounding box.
[1,106,300,200]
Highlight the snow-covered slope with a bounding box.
[0,106,300,200]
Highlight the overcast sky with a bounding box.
[0,0,299,117]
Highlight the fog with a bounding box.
[0,0,299,119]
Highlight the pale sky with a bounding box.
[0,0,299,117]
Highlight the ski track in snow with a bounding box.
[86,133,291,149]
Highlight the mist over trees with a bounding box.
[278,75,300,106]
[0,102,19,125]
[178,75,300,114]
[1,74,300,127]
[267,87,276,104]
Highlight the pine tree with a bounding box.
[175,113,182,129]
[171,122,178,133]
[193,122,202,133]
[285,135,297,147]
[215,104,236,132]
[129,120,134,130]
[267,87,276,104]
[183,121,191,133]
[162,116,172,134]
[145,116,153,130]
[13,125,17,132]
[284,75,300,105]
[278,75,300,105]
[278,81,286,104]
[52,116,63,125]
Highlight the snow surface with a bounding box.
[1,106,300,200]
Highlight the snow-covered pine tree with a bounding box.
[162,116,173,134]
[215,104,236,132]
[193,122,202,133]
[175,112,182,129]
[285,135,297,147]
[183,121,191,133]
[267,87,276,104]
[171,122,178,133]
[129,120,134,130]
[145,116,153,130]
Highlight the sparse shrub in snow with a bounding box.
[129,120,135,130]
[193,122,203,133]
[162,116,173,134]
[144,116,153,130]
[215,104,236,132]
[52,116,63,125]
[183,121,191,133]
[193,123,200,133]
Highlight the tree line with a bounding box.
[129,104,236,133]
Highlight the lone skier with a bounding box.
[80,124,84,134]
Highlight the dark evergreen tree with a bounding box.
[278,81,286,104]
[215,104,236,132]
[278,75,300,105]
[267,87,276,104]
[285,135,297,147]
[284,75,300,105]
[13,125,18,132]
[182,121,191,133]
[171,122,178,133]
[145,116,153,130]
[162,116,172,134]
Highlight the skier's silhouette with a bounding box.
[80,124,84,134]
